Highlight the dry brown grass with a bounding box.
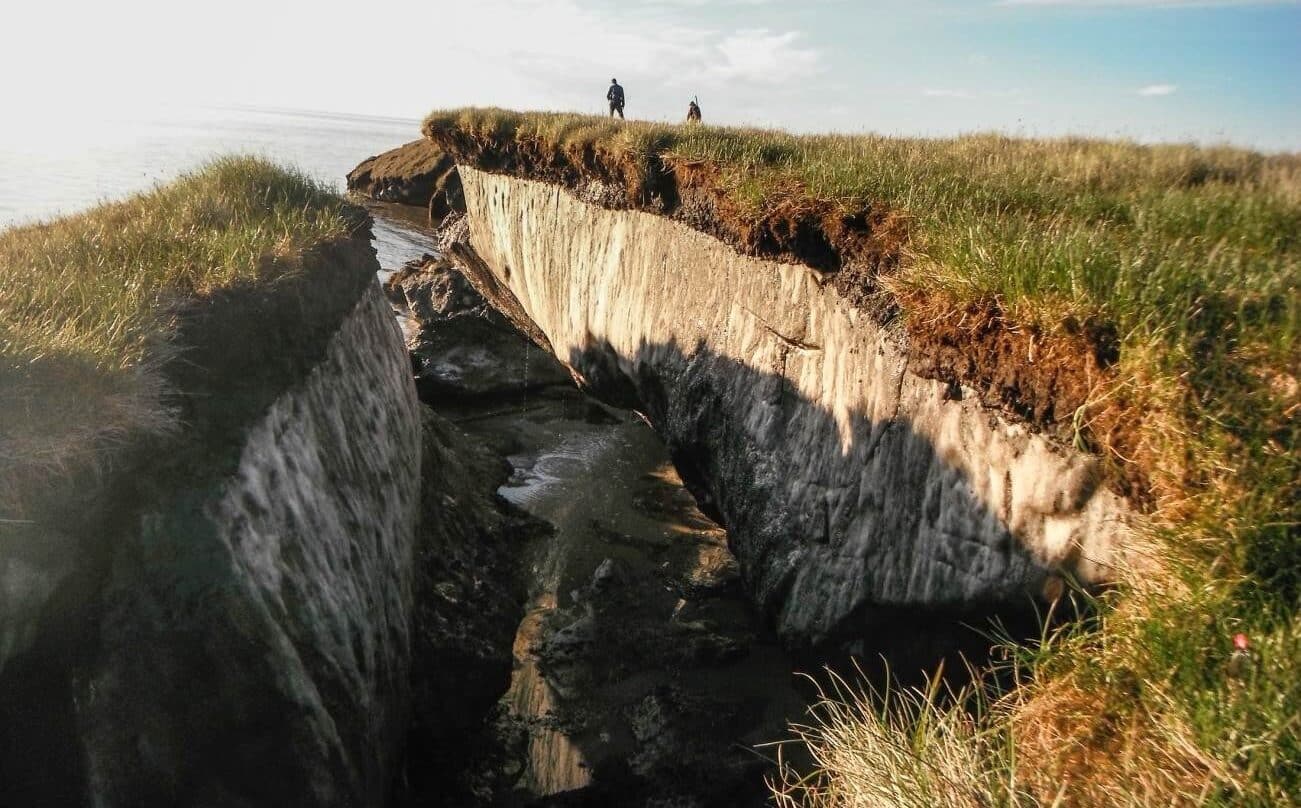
[1009,677,1222,807]
[347,138,454,191]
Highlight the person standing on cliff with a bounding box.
[607,79,625,119]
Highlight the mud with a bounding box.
[432,387,806,807]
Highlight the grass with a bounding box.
[0,156,356,512]
[770,665,1026,808]
[347,138,452,187]
[773,578,1300,807]
[424,109,1300,806]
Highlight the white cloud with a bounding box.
[642,0,778,5]
[1138,83,1178,96]
[711,29,824,83]
[924,89,978,100]
[0,0,827,125]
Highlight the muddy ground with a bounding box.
[383,252,808,807]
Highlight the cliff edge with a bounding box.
[1,159,421,806]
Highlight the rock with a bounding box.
[382,253,438,307]
[436,211,471,255]
[390,256,572,402]
[347,140,464,218]
[398,405,545,805]
[591,558,622,591]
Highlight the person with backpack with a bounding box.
[607,79,625,119]
[687,97,702,123]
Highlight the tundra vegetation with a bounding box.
[0,157,356,510]
[424,109,1299,807]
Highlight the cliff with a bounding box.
[449,166,1129,645]
[0,161,422,805]
[421,111,1299,804]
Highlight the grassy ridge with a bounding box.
[425,109,1300,806]
[0,157,355,510]
[423,109,1297,342]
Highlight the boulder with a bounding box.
[386,256,572,402]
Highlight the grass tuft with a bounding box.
[770,665,1025,808]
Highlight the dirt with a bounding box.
[348,139,464,218]
[385,251,809,806]
[421,126,907,279]
[433,387,807,808]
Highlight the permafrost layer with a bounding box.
[458,166,1130,644]
[79,283,422,805]
[1,246,423,806]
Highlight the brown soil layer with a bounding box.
[897,290,1148,506]
[421,130,1144,504]
[422,122,907,278]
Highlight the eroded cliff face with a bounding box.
[1,240,424,806]
[455,167,1130,646]
[80,282,421,807]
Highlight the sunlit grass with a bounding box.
[0,156,355,509]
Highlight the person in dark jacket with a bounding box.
[607,79,625,119]
[687,97,702,123]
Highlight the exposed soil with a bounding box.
[897,289,1118,427]
[421,125,907,280]
[432,386,806,807]
[420,129,1143,503]
[348,139,464,218]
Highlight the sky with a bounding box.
[2,0,1298,151]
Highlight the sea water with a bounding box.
[0,104,437,269]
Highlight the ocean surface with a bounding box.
[0,105,439,270]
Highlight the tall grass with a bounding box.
[771,665,1029,808]
[775,578,1299,807]
[0,156,355,510]
[425,109,1300,806]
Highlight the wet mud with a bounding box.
[434,388,806,807]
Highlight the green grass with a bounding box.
[425,109,1300,806]
[0,156,356,510]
